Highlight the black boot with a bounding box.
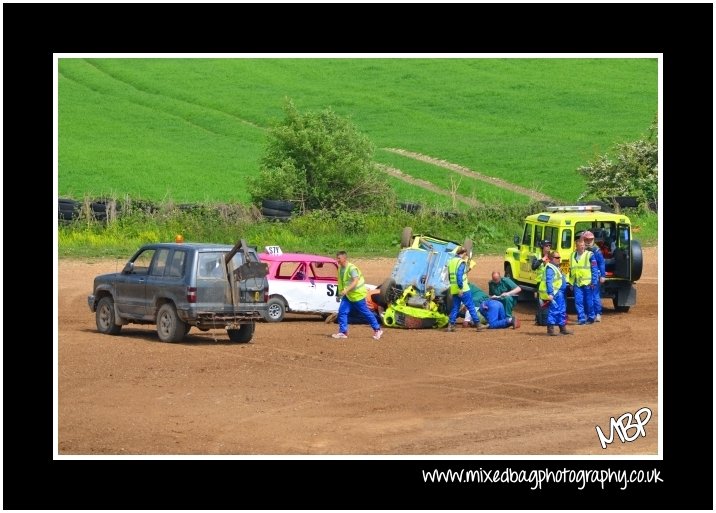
[559,324,573,335]
[547,325,558,336]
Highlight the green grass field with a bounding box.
[59,58,657,204]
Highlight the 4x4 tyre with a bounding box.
[96,297,122,335]
[228,323,255,343]
[630,240,643,282]
[156,303,186,343]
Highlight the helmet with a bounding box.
[539,239,552,248]
[580,230,594,240]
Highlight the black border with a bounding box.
[5,2,711,510]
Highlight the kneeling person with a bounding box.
[478,299,520,329]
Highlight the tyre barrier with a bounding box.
[261,207,293,217]
[610,196,639,209]
[399,202,421,214]
[260,199,293,221]
[261,199,293,212]
[58,198,121,222]
[262,214,291,222]
[577,200,614,213]
[58,198,79,221]
[91,201,108,221]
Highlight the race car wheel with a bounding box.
[265,297,286,322]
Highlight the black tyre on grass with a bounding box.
[261,207,292,217]
[262,215,291,222]
[261,199,293,212]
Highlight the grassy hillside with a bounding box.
[59,58,657,204]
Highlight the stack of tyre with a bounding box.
[58,198,79,221]
[261,199,293,221]
[58,198,118,222]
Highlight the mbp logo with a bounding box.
[595,407,652,449]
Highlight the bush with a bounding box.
[577,116,658,207]
[248,99,395,213]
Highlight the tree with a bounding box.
[248,99,394,212]
[577,116,658,207]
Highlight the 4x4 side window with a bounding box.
[167,250,187,277]
[132,250,155,275]
[543,226,558,248]
[522,223,533,247]
[150,249,170,276]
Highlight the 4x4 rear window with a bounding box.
[198,252,225,279]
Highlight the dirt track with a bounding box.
[58,248,658,455]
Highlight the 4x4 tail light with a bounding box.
[186,287,197,303]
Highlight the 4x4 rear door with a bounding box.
[613,223,632,280]
[195,252,232,309]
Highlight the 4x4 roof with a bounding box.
[142,242,235,251]
[528,206,631,225]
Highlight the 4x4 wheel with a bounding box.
[228,323,255,343]
[630,240,643,282]
[613,299,631,313]
[96,296,122,335]
[156,303,186,343]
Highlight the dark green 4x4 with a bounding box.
[88,239,269,343]
[503,205,643,312]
